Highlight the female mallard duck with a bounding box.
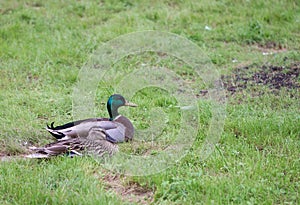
[28,126,118,158]
[46,94,137,143]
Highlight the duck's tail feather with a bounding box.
[28,144,68,156]
[47,122,55,129]
[26,140,83,158]
[46,122,66,139]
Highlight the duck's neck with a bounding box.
[107,104,120,121]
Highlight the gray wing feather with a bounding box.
[105,123,126,142]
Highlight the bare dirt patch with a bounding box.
[102,173,154,204]
[221,62,300,97]
[255,41,288,55]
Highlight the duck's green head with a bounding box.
[107,94,137,120]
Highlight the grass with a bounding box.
[1,0,299,204]
[0,157,124,204]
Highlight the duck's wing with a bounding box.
[46,118,116,140]
[114,116,135,141]
[104,122,126,143]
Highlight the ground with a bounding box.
[0,0,299,204]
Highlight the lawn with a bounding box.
[0,0,299,204]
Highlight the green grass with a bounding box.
[0,157,123,205]
[1,0,299,204]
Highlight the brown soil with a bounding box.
[102,173,154,204]
[221,62,300,97]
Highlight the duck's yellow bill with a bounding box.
[125,101,138,107]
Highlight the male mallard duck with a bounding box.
[46,94,137,143]
[27,126,118,158]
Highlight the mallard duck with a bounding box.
[27,126,118,158]
[46,94,137,143]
